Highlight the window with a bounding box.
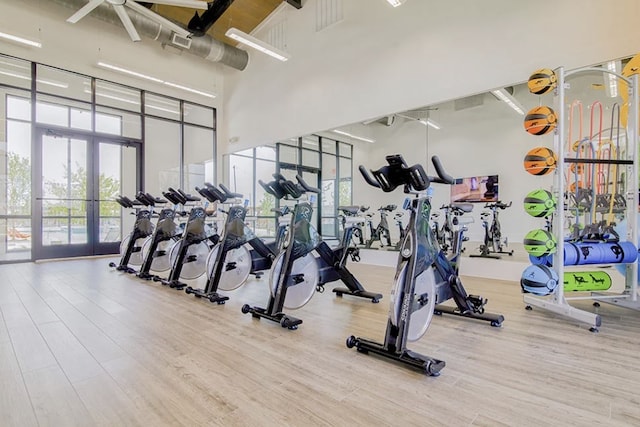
[0,53,217,263]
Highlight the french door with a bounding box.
[33,128,140,260]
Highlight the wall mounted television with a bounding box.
[450,175,499,203]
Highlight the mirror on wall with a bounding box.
[313,56,633,257]
[223,56,634,259]
[223,140,354,240]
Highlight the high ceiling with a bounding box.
[153,0,284,47]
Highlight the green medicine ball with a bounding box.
[523,228,557,257]
[524,189,556,218]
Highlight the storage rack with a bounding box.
[523,66,640,331]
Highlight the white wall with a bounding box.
[223,0,640,153]
[0,0,224,108]
[339,87,555,244]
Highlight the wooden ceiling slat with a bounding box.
[155,0,282,46]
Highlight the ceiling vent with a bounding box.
[316,0,344,32]
[171,33,192,49]
[454,94,484,111]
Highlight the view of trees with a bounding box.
[6,152,31,216]
[7,153,120,220]
[43,162,120,218]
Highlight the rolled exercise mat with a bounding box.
[564,241,637,265]
[530,242,638,266]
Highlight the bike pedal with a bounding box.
[468,294,487,309]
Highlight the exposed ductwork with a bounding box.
[49,0,248,71]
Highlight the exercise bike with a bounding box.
[393,211,407,251]
[241,174,382,329]
[364,205,395,249]
[137,188,187,280]
[109,192,164,274]
[346,154,504,376]
[470,201,514,259]
[340,206,367,247]
[157,188,219,289]
[184,180,291,303]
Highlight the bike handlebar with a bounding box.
[485,201,512,210]
[219,183,244,199]
[296,174,320,194]
[358,165,381,188]
[173,188,200,203]
[430,156,454,185]
[359,155,453,193]
[258,179,287,200]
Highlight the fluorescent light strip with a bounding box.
[0,59,29,70]
[386,0,405,7]
[606,60,618,98]
[97,62,163,83]
[97,62,216,99]
[225,28,290,62]
[0,31,42,48]
[396,113,441,130]
[0,70,69,88]
[332,129,375,143]
[146,104,181,115]
[163,81,216,99]
[84,88,181,115]
[491,89,524,115]
[419,119,441,130]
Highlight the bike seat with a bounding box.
[381,204,397,212]
[339,206,361,215]
[452,203,474,213]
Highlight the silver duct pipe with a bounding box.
[48,0,248,70]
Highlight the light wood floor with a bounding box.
[1,258,640,426]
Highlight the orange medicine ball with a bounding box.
[527,68,557,95]
[524,146,557,176]
[524,106,557,136]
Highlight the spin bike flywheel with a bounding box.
[141,238,174,272]
[390,264,437,342]
[168,240,209,280]
[120,234,148,267]
[269,252,318,310]
[205,243,251,291]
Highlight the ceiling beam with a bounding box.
[286,0,302,9]
[188,0,235,37]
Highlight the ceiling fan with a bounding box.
[66,0,209,42]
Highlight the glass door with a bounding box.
[94,140,139,255]
[33,129,140,259]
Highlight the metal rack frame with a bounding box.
[523,66,639,332]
